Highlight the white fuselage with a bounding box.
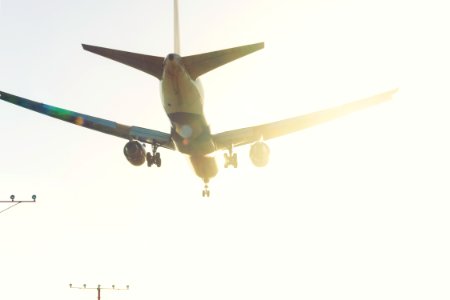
[161,54,204,116]
[160,54,218,181]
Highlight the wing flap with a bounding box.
[0,91,174,149]
[213,89,397,150]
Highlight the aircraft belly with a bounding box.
[161,74,203,115]
[173,134,215,155]
[169,112,215,155]
[189,155,218,180]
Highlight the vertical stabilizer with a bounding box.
[174,0,181,54]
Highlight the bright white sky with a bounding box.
[1,0,450,299]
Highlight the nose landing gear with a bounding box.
[146,143,162,167]
[202,178,210,197]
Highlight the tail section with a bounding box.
[182,42,264,79]
[82,1,264,81]
[174,0,181,54]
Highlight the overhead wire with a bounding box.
[0,201,21,215]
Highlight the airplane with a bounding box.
[0,0,396,197]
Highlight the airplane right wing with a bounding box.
[213,89,397,150]
[0,91,175,150]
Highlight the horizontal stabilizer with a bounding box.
[182,42,264,79]
[82,44,165,80]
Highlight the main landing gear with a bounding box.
[202,179,210,197]
[146,143,162,167]
[224,147,238,168]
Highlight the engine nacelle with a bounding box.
[249,142,270,167]
[123,141,146,166]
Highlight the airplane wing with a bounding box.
[213,89,397,150]
[0,91,175,150]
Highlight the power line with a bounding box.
[0,202,21,215]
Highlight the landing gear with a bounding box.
[202,187,210,197]
[224,147,238,168]
[146,143,162,167]
[202,179,210,197]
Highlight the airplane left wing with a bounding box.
[213,89,397,150]
[0,91,175,150]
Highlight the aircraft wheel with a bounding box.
[224,153,230,168]
[155,153,162,167]
[202,182,210,197]
[146,153,153,167]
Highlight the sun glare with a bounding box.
[2,0,450,299]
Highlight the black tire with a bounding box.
[146,153,153,167]
[224,153,230,168]
[156,157,162,167]
[232,154,238,168]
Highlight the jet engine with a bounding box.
[123,141,146,166]
[249,142,270,167]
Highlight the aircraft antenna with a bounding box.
[0,195,37,215]
[174,0,181,54]
[69,284,130,300]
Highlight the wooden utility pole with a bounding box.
[69,283,129,299]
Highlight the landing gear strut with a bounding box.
[224,147,238,168]
[202,179,210,197]
[146,143,162,167]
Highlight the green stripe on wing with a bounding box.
[0,91,175,150]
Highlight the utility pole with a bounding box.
[0,194,36,215]
[69,283,130,300]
